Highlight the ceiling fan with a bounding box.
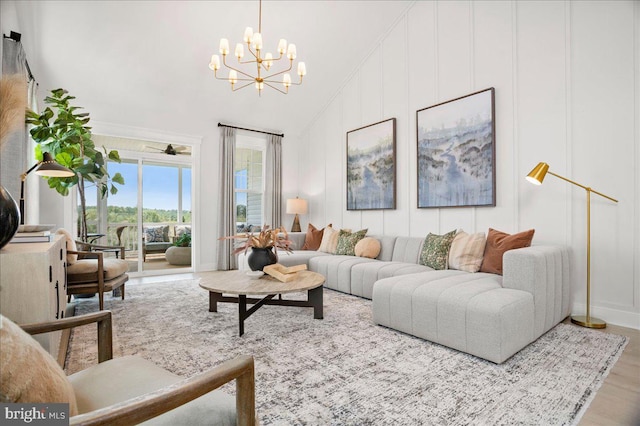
[145,144,189,155]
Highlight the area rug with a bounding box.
[66,279,628,425]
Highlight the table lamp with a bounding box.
[286,197,308,232]
[20,152,74,224]
[526,162,618,328]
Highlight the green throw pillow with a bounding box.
[419,230,457,270]
[335,229,368,256]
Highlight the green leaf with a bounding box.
[108,151,121,162]
[55,152,74,168]
[111,172,125,185]
[110,184,118,195]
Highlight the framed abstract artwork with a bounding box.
[416,88,496,208]
[346,118,396,210]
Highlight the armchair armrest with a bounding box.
[69,355,256,426]
[20,311,113,363]
[76,241,126,260]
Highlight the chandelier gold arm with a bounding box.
[231,81,256,92]
[263,81,289,95]
[221,55,256,80]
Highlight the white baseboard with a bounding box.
[571,303,640,330]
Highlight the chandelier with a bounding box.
[209,0,306,95]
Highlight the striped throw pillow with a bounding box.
[448,231,487,273]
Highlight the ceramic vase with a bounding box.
[247,247,277,271]
[0,185,20,249]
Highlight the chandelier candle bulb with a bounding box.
[283,73,291,88]
[278,39,287,55]
[235,43,244,59]
[229,70,238,85]
[209,55,220,71]
[287,44,297,60]
[264,52,273,69]
[219,38,229,55]
[297,62,306,77]
[244,27,253,43]
[252,32,263,50]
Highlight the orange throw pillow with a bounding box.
[480,228,535,275]
[301,223,330,251]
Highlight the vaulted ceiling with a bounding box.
[7,1,412,138]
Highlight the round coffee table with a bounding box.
[196,270,325,336]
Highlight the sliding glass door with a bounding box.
[84,157,192,275]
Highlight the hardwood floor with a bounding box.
[127,276,640,424]
[571,319,640,426]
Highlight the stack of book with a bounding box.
[10,230,53,243]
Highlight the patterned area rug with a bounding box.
[66,279,627,425]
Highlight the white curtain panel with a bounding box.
[264,134,282,229]
[216,126,237,270]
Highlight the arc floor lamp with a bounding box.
[526,162,618,329]
[20,152,74,224]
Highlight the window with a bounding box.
[235,135,265,232]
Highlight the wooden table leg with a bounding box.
[239,295,247,336]
[309,286,323,319]
[209,291,222,312]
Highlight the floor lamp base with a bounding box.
[571,315,606,329]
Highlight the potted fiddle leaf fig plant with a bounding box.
[26,88,124,241]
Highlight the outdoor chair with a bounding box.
[0,311,256,425]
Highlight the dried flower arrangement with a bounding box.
[220,225,293,255]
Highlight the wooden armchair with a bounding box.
[3,311,257,425]
[67,241,129,310]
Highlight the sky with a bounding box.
[105,161,191,211]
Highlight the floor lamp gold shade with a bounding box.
[526,162,618,329]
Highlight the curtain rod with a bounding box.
[218,123,284,138]
[3,32,35,82]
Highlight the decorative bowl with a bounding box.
[246,271,265,280]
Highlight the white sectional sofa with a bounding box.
[237,232,571,363]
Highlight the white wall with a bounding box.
[295,0,640,329]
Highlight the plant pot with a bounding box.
[247,247,277,271]
[0,185,20,250]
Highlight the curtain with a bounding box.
[264,134,282,229]
[0,37,30,205]
[216,126,237,270]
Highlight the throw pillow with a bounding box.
[144,225,168,243]
[0,315,78,415]
[174,225,191,239]
[419,230,457,270]
[335,229,368,256]
[55,228,77,265]
[480,228,535,275]
[448,230,487,273]
[318,225,346,254]
[354,237,381,259]
[301,223,329,251]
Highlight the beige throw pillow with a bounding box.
[354,237,381,259]
[448,230,487,272]
[0,315,78,415]
[56,228,77,265]
[318,226,351,254]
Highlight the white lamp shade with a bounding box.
[219,38,230,55]
[209,55,220,71]
[287,43,297,60]
[252,32,263,50]
[286,198,308,215]
[235,43,244,59]
[244,27,254,43]
[297,62,306,76]
[278,39,287,54]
